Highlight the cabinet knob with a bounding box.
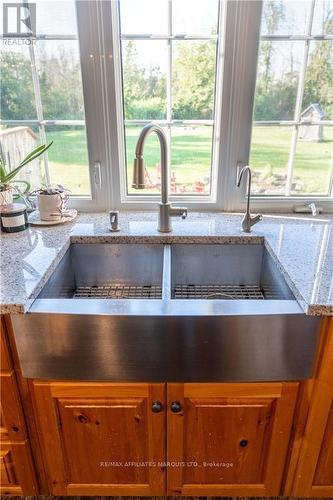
[240,439,248,447]
[171,401,182,413]
[152,401,163,413]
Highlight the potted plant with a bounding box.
[0,142,53,206]
[29,184,70,221]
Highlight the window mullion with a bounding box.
[27,44,51,186]
[167,0,173,188]
[285,0,316,196]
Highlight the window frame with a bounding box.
[109,0,226,210]
[1,0,332,213]
[220,0,333,212]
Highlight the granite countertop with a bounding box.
[0,211,332,315]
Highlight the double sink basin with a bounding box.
[12,242,320,381]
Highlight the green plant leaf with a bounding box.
[0,153,8,182]
[0,164,7,182]
[16,141,53,169]
[3,141,53,183]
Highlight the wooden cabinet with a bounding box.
[33,380,298,496]
[32,381,166,495]
[0,440,37,495]
[313,399,333,491]
[0,318,37,495]
[5,314,333,497]
[167,382,298,496]
[288,317,333,497]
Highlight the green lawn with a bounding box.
[46,126,333,196]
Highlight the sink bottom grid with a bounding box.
[73,283,162,299]
[173,284,266,300]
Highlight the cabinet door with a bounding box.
[33,382,165,496]
[167,382,298,496]
[290,318,333,497]
[0,441,37,496]
[312,399,333,493]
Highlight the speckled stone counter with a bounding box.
[1,211,332,315]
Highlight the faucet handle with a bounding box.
[250,214,263,227]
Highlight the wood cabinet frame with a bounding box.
[285,317,333,497]
[32,381,166,496]
[167,382,298,496]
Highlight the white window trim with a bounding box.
[219,0,333,213]
[105,0,225,210]
[2,0,332,213]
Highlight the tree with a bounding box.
[122,41,166,119]
[303,18,333,118]
[172,40,216,119]
[1,52,36,120]
[38,45,85,120]
[259,0,285,91]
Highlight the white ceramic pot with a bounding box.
[0,188,13,207]
[37,192,68,221]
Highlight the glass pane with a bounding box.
[35,40,85,120]
[0,45,37,120]
[261,1,310,36]
[249,126,293,195]
[170,125,213,194]
[291,126,333,195]
[126,125,163,195]
[121,40,167,120]
[172,0,219,35]
[125,125,213,195]
[253,41,303,121]
[172,40,217,120]
[46,126,91,196]
[302,40,333,120]
[34,0,77,35]
[0,124,44,190]
[312,0,333,35]
[1,1,92,198]
[119,0,168,34]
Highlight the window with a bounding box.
[0,0,96,205]
[115,0,222,201]
[249,0,333,198]
[1,0,332,212]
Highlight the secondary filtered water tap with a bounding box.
[237,165,262,232]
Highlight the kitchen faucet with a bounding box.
[237,165,262,232]
[132,123,188,233]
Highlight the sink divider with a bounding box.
[162,245,172,300]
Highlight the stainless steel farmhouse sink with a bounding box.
[38,243,164,300]
[12,242,320,382]
[170,244,294,300]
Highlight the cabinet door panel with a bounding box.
[313,399,333,487]
[57,398,148,484]
[33,382,165,496]
[1,372,27,441]
[1,318,12,371]
[0,441,37,495]
[167,382,298,496]
[183,397,274,485]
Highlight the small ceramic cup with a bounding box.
[37,192,69,221]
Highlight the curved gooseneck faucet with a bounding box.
[132,124,188,232]
[237,166,262,232]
